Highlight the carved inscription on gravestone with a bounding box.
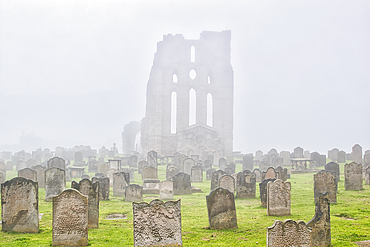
[218,174,235,194]
[1,177,39,232]
[53,189,88,246]
[267,219,312,247]
[267,179,291,216]
[133,199,182,247]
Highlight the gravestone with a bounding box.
[166,165,179,180]
[159,180,173,200]
[133,199,182,247]
[6,161,13,171]
[113,172,129,197]
[211,170,225,191]
[267,179,291,216]
[338,150,346,163]
[18,168,37,182]
[0,171,4,184]
[236,170,256,198]
[129,155,138,167]
[1,177,39,232]
[203,159,213,171]
[98,162,109,176]
[52,189,88,246]
[307,193,331,247]
[314,170,337,204]
[142,166,160,194]
[259,179,276,207]
[47,157,65,170]
[69,167,85,178]
[173,152,181,167]
[183,158,195,175]
[275,166,287,181]
[294,146,304,158]
[206,168,216,180]
[206,187,237,229]
[147,150,158,168]
[125,184,142,202]
[71,179,99,229]
[142,166,158,180]
[32,165,47,188]
[106,168,118,186]
[138,160,148,174]
[88,160,98,172]
[280,151,291,165]
[81,174,90,180]
[95,172,104,177]
[252,168,262,182]
[0,162,6,183]
[267,219,312,247]
[352,144,362,164]
[262,167,278,180]
[242,154,253,171]
[91,176,110,200]
[255,150,263,161]
[191,165,203,182]
[74,151,84,163]
[120,168,133,183]
[218,174,235,194]
[325,162,340,183]
[218,158,227,171]
[45,167,66,201]
[365,166,370,185]
[173,172,192,195]
[108,159,121,170]
[344,162,363,190]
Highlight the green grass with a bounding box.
[1,161,370,246]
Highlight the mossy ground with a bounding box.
[1,161,370,246]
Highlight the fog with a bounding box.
[0,1,369,154]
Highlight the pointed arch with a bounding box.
[173,74,178,83]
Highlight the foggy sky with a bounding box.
[0,1,369,154]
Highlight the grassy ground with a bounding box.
[1,161,370,246]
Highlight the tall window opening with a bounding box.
[171,91,177,134]
[173,74,178,83]
[207,93,213,127]
[208,76,211,84]
[191,46,195,63]
[189,88,196,126]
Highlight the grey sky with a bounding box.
[0,1,369,154]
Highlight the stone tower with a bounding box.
[141,31,233,159]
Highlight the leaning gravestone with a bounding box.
[236,170,256,198]
[18,168,37,182]
[183,158,195,175]
[259,179,276,207]
[252,168,262,182]
[314,170,337,204]
[307,193,331,247]
[113,172,129,197]
[125,184,142,202]
[191,165,203,182]
[1,177,39,232]
[267,219,312,247]
[71,179,99,229]
[218,174,235,194]
[53,189,88,246]
[267,179,291,216]
[47,157,65,170]
[173,172,192,195]
[32,165,47,188]
[325,162,340,183]
[147,150,158,168]
[262,167,278,180]
[160,180,173,200]
[91,176,110,200]
[345,162,363,190]
[45,167,66,201]
[206,168,216,180]
[211,170,225,191]
[133,199,182,247]
[206,187,238,229]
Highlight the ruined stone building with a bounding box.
[140,30,234,159]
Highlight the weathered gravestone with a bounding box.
[183,158,195,175]
[206,168,216,180]
[0,171,4,184]
[224,163,235,175]
[47,157,65,170]
[338,150,346,163]
[252,168,262,182]
[142,166,158,180]
[191,165,203,182]
[113,172,129,197]
[352,144,362,164]
[242,154,253,171]
[325,162,340,183]
[53,189,88,246]
[262,167,279,180]
[275,166,287,181]
[267,179,291,216]
[129,155,138,167]
[142,166,160,194]
[365,166,370,185]
[160,180,173,200]
[18,168,37,182]
[69,167,85,178]
[0,162,6,182]
[166,165,179,180]
[218,174,235,194]
[203,159,213,171]
[32,165,47,188]
[314,170,337,204]
[91,176,110,200]
[1,177,39,232]
[106,168,118,186]
[259,179,276,207]
[45,167,66,201]
[71,179,99,229]
[218,158,227,171]
[98,162,109,176]
[94,172,104,178]
[108,159,121,170]
[88,160,98,172]
[125,184,142,202]
[344,162,363,190]
[133,199,182,247]
[138,160,148,174]
[211,170,225,191]
[81,174,90,180]
[206,187,238,229]
[307,193,331,247]
[74,151,84,163]
[173,172,192,195]
[267,219,312,247]
[294,146,304,158]
[120,168,134,183]
[147,150,158,168]
[236,170,256,198]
